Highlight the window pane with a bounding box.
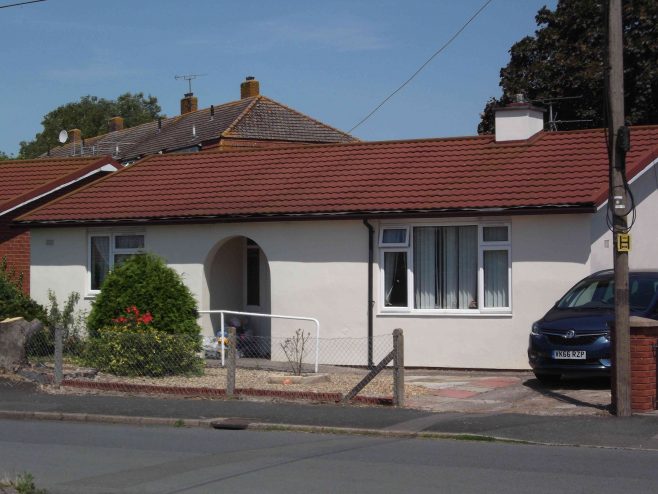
[115,235,144,249]
[246,247,260,306]
[114,254,133,267]
[91,236,110,290]
[414,226,477,309]
[382,228,407,245]
[483,226,508,242]
[484,250,509,307]
[384,252,407,307]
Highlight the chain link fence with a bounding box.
[17,325,405,404]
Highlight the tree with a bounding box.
[0,151,12,161]
[19,92,162,158]
[479,0,658,134]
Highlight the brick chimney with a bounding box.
[494,94,545,142]
[181,93,198,115]
[69,128,82,142]
[240,76,259,99]
[108,116,124,132]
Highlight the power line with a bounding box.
[348,0,493,134]
[0,0,46,9]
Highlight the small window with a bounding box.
[115,235,144,249]
[483,226,508,242]
[246,244,260,306]
[89,232,144,292]
[483,250,509,308]
[379,227,409,247]
[384,251,408,307]
[90,236,110,291]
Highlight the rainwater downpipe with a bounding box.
[363,219,374,368]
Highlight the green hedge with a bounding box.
[84,329,203,377]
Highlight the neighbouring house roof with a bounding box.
[0,156,117,217]
[45,96,357,162]
[17,126,658,225]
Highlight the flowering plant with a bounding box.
[111,305,154,332]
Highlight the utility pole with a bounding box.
[607,0,631,417]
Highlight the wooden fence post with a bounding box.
[226,326,236,396]
[393,328,404,407]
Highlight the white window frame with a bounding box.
[87,230,145,296]
[378,221,512,315]
[379,226,410,248]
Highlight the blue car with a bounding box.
[528,270,658,385]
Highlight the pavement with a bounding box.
[2,371,658,451]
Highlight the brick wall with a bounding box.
[630,326,658,412]
[0,216,30,294]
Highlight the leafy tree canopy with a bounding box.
[479,0,658,134]
[19,92,162,159]
[0,150,13,160]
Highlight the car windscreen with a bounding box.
[557,277,658,311]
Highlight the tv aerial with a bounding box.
[174,73,207,94]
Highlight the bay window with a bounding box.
[380,223,511,313]
[88,232,145,292]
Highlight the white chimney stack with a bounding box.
[494,96,545,142]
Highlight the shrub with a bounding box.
[26,291,86,358]
[0,257,45,322]
[84,327,203,377]
[87,253,200,337]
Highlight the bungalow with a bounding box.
[0,156,117,292]
[46,77,356,163]
[16,105,658,369]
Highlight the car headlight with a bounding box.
[531,322,542,335]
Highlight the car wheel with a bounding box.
[534,372,561,386]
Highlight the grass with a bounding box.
[0,472,47,494]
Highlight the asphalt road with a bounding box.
[2,419,658,494]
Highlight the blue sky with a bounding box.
[0,0,557,155]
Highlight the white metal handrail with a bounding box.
[198,310,321,372]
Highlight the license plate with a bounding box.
[552,350,586,359]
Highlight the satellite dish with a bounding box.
[58,130,69,144]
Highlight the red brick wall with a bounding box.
[630,327,658,412]
[0,216,30,294]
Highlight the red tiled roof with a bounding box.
[17,126,658,224]
[0,156,116,216]
[46,96,356,161]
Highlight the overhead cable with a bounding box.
[348,0,493,133]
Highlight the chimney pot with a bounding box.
[108,116,124,132]
[180,93,198,115]
[240,76,260,99]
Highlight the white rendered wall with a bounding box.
[31,214,595,369]
[590,160,658,272]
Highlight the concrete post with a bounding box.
[54,325,63,388]
[393,328,404,407]
[226,327,236,396]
